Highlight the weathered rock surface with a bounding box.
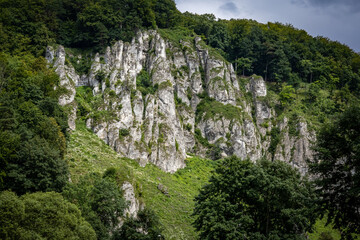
[48,30,316,174]
[274,118,315,175]
[122,181,141,218]
[46,45,78,130]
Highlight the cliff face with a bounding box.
[46,30,314,174]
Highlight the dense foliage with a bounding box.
[113,208,164,240]
[0,0,180,55]
[309,106,360,239]
[1,0,359,96]
[62,172,127,240]
[0,191,96,239]
[0,53,69,194]
[181,15,360,91]
[193,156,319,239]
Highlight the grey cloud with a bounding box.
[293,0,360,13]
[219,2,240,15]
[308,0,359,6]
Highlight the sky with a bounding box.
[174,0,360,53]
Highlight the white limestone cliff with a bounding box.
[47,30,315,174]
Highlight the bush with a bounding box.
[268,126,281,160]
[136,69,158,97]
[113,208,164,240]
[195,96,242,123]
[119,128,130,137]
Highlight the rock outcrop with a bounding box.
[47,30,316,174]
[122,181,141,218]
[46,45,78,130]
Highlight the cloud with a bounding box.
[219,2,240,15]
[308,0,358,6]
[293,0,360,13]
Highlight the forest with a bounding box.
[0,0,360,239]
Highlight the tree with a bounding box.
[62,173,127,239]
[0,53,69,194]
[193,156,319,240]
[235,57,253,76]
[309,106,360,239]
[279,83,296,106]
[4,136,69,194]
[208,21,229,53]
[0,131,19,185]
[153,0,180,28]
[300,59,314,83]
[0,191,96,240]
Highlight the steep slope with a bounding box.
[65,121,216,239]
[67,122,343,240]
[47,30,314,174]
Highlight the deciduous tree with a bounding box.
[193,156,319,240]
[309,106,360,239]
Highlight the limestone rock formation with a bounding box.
[46,45,78,130]
[122,181,141,218]
[48,30,316,174]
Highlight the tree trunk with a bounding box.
[265,61,268,81]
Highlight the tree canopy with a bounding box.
[0,53,69,194]
[309,106,360,239]
[1,0,360,94]
[62,173,127,240]
[0,191,96,240]
[193,156,319,240]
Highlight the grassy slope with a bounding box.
[66,122,346,240]
[65,121,216,240]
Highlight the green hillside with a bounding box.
[1,0,360,239]
[66,121,216,239]
[67,121,346,240]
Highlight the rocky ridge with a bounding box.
[46,30,314,174]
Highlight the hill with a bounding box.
[1,0,360,239]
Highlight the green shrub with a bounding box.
[68,53,92,76]
[105,78,110,88]
[119,128,130,137]
[109,90,116,97]
[175,140,179,151]
[195,96,242,123]
[136,69,158,97]
[95,71,106,84]
[268,127,281,159]
[113,208,164,240]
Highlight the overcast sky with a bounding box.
[175,0,360,52]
